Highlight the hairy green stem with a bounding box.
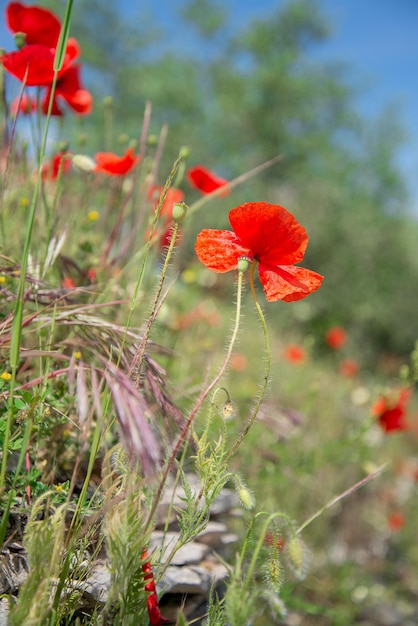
[143,269,245,534]
[225,261,271,462]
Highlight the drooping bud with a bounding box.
[220,399,236,421]
[172,201,188,224]
[237,485,255,510]
[72,154,95,173]
[286,535,310,580]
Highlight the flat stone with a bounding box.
[150,532,210,566]
[158,565,211,595]
[195,521,227,547]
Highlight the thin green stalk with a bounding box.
[187,155,283,219]
[120,151,184,364]
[296,463,387,535]
[130,221,180,384]
[143,268,245,535]
[224,261,271,462]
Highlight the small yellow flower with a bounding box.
[88,210,99,221]
[0,372,12,381]
[73,351,82,360]
[181,268,197,284]
[54,484,64,492]
[20,197,29,207]
[0,276,6,284]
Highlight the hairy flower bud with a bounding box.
[286,535,310,580]
[267,552,284,594]
[172,201,188,224]
[238,486,255,510]
[220,399,236,421]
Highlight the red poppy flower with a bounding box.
[325,326,347,350]
[41,152,72,180]
[2,44,56,86]
[195,202,323,302]
[187,164,230,195]
[94,147,140,176]
[6,1,61,47]
[41,64,92,116]
[283,344,306,364]
[372,387,411,433]
[1,37,79,87]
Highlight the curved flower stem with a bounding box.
[224,261,271,463]
[143,269,245,534]
[240,511,295,595]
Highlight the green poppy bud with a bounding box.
[287,535,309,580]
[14,32,26,50]
[172,201,188,224]
[237,257,250,273]
[238,486,255,510]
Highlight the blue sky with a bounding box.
[1,0,418,210]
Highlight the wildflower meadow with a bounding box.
[1,1,418,625]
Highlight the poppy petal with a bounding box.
[6,2,61,47]
[229,202,308,266]
[195,230,253,272]
[94,148,140,175]
[2,44,55,85]
[187,165,230,195]
[258,264,323,302]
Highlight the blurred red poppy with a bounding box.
[1,37,79,87]
[62,276,76,289]
[148,185,185,219]
[2,44,56,86]
[325,326,346,350]
[187,164,230,195]
[94,148,140,176]
[387,511,404,532]
[6,1,61,47]
[195,202,323,302]
[339,358,359,378]
[145,186,184,249]
[41,152,72,180]
[372,387,411,433]
[41,64,92,115]
[283,344,306,364]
